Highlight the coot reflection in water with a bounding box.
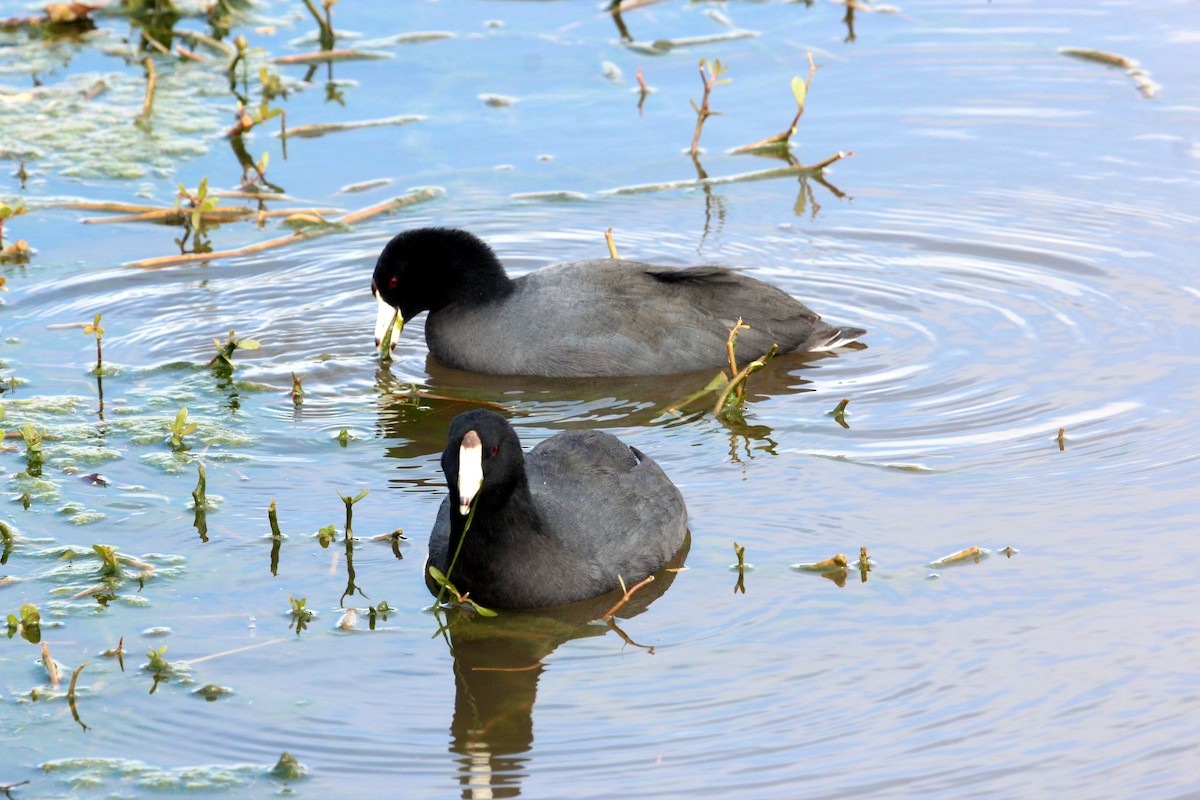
[372,349,859,461]
[434,538,689,798]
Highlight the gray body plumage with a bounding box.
[428,428,688,609]
[424,259,862,377]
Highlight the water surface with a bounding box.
[1,1,1198,798]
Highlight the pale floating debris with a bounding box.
[510,190,590,202]
[337,178,394,194]
[359,31,454,48]
[1059,47,1159,99]
[602,164,819,195]
[704,9,734,27]
[628,29,759,56]
[602,61,623,81]
[337,608,357,631]
[272,49,393,65]
[479,93,518,107]
[278,115,425,139]
[0,90,38,105]
[791,553,849,573]
[288,29,364,47]
[928,546,987,568]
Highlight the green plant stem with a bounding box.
[434,499,477,607]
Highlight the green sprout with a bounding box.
[337,488,368,540]
[268,499,282,537]
[208,329,261,368]
[0,402,5,440]
[315,523,337,548]
[19,422,44,475]
[168,407,199,449]
[288,595,313,635]
[83,313,105,372]
[367,600,392,629]
[336,428,352,446]
[175,177,220,233]
[145,645,170,673]
[18,422,42,454]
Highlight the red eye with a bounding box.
[388,276,398,289]
[491,446,500,456]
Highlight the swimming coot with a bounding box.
[427,409,688,610]
[373,227,865,377]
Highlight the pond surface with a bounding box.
[2,1,1199,797]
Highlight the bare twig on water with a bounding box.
[124,188,443,268]
[272,49,390,65]
[1060,47,1159,98]
[713,344,778,416]
[929,546,984,567]
[41,642,61,687]
[725,317,749,381]
[690,58,731,156]
[602,574,655,620]
[605,227,620,259]
[136,58,156,127]
[793,553,849,572]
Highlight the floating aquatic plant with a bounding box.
[0,197,30,260]
[92,544,122,577]
[191,463,208,511]
[209,329,260,368]
[315,524,336,548]
[829,398,850,429]
[175,177,220,234]
[167,407,198,449]
[82,313,105,373]
[337,488,368,540]
[6,601,41,644]
[731,541,749,594]
[287,595,313,635]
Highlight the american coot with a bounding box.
[373,227,865,377]
[427,409,688,610]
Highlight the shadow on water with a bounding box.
[372,349,861,460]
[433,536,690,799]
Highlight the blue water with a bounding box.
[2,1,1199,797]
